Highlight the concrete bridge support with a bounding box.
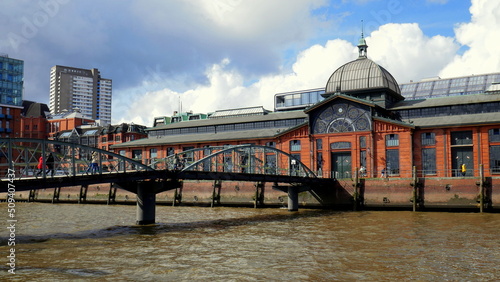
[136,182,156,225]
[288,186,299,211]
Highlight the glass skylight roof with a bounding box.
[400,73,500,99]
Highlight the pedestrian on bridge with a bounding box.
[87,151,99,174]
[36,155,45,176]
[46,153,55,177]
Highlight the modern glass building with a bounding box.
[274,88,325,111]
[0,54,23,106]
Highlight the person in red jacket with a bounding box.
[36,155,44,176]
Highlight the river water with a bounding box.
[0,202,499,281]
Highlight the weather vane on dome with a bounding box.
[361,20,364,37]
[358,20,368,58]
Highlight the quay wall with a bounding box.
[335,177,500,210]
[5,177,500,211]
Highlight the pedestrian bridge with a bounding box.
[0,138,337,224]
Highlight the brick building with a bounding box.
[111,34,500,179]
[20,101,50,139]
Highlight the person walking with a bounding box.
[46,153,55,177]
[87,152,99,174]
[461,163,466,176]
[36,155,44,176]
[359,166,366,177]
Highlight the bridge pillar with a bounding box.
[136,182,156,225]
[52,187,61,203]
[78,185,88,204]
[172,185,183,206]
[28,189,37,202]
[107,183,117,205]
[211,180,222,208]
[287,186,299,211]
[254,181,265,208]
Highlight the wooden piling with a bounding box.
[412,166,418,212]
[479,164,484,213]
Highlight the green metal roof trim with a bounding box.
[111,127,289,148]
[408,112,500,128]
[146,110,307,131]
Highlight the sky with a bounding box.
[1,0,499,126]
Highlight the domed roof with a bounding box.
[325,35,401,96]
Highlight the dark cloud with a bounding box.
[0,0,327,107]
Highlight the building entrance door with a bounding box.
[331,152,351,178]
[451,147,473,176]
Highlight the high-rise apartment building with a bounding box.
[49,65,112,125]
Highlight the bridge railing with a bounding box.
[147,145,317,178]
[0,138,154,180]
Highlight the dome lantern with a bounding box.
[358,22,368,58]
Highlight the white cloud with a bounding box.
[367,23,458,83]
[115,22,461,125]
[439,0,500,78]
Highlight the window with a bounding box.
[490,146,500,174]
[265,142,276,148]
[359,136,366,148]
[150,148,157,159]
[386,149,400,175]
[489,129,500,142]
[182,146,195,162]
[316,152,323,171]
[290,153,301,175]
[451,131,472,145]
[101,137,107,143]
[422,132,436,146]
[115,135,121,142]
[167,147,175,156]
[330,142,351,150]
[422,148,436,175]
[360,150,367,169]
[316,139,323,150]
[290,140,301,151]
[386,134,399,147]
[265,154,276,174]
[132,150,142,160]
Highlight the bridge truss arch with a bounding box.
[0,138,154,180]
[157,144,317,178]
